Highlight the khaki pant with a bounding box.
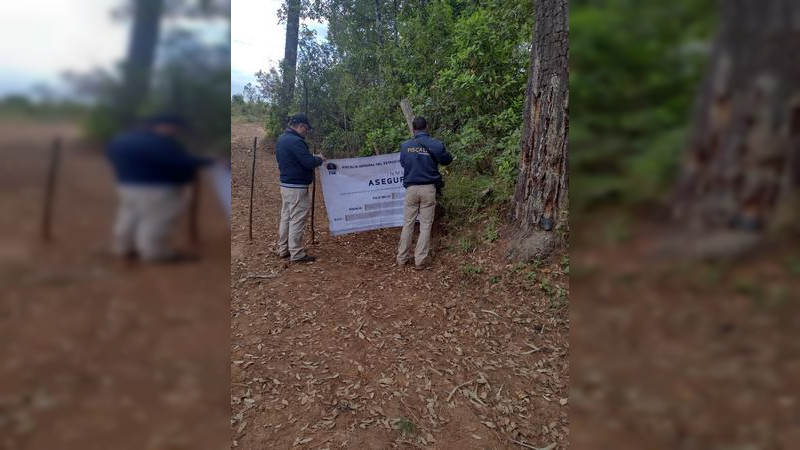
[112,185,187,261]
[277,186,311,260]
[397,184,437,267]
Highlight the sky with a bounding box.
[231,0,327,97]
[0,0,325,99]
[0,0,230,99]
[0,0,129,97]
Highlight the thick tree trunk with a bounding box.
[671,0,800,234]
[281,0,301,120]
[118,0,164,127]
[507,0,569,262]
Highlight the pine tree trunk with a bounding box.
[281,0,301,120]
[117,0,164,127]
[507,0,569,262]
[375,0,384,47]
[671,0,800,234]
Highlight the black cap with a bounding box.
[288,113,313,130]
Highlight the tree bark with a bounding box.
[392,0,399,44]
[400,99,415,135]
[507,0,569,262]
[281,0,301,120]
[671,0,800,234]
[375,0,384,47]
[117,0,164,127]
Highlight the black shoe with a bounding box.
[291,255,317,263]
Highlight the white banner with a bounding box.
[318,153,405,236]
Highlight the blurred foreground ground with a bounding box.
[0,120,230,449]
[570,214,800,449]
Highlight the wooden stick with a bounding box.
[310,168,317,244]
[446,379,475,402]
[509,439,556,450]
[41,137,62,241]
[188,174,200,245]
[399,99,415,135]
[249,137,257,241]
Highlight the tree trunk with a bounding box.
[671,0,800,234]
[281,0,301,120]
[392,0,399,44]
[303,76,309,114]
[375,0,383,47]
[117,0,164,127]
[400,99,415,135]
[507,0,569,262]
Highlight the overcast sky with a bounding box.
[0,0,325,98]
[0,1,229,98]
[0,0,128,96]
[231,0,327,97]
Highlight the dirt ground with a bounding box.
[0,120,231,449]
[570,217,800,449]
[230,121,569,449]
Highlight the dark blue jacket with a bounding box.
[399,132,453,188]
[107,129,212,186]
[276,128,322,187]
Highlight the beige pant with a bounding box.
[112,185,187,261]
[277,186,311,260]
[397,184,437,267]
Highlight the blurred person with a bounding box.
[396,116,453,269]
[275,113,325,263]
[107,114,214,263]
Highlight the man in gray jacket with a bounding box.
[275,114,325,263]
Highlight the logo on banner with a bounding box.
[326,162,338,175]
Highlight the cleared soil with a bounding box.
[0,120,231,449]
[230,121,569,449]
[570,216,800,449]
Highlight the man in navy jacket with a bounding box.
[107,114,213,262]
[275,114,325,262]
[397,117,453,269]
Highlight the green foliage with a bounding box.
[525,269,537,287]
[0,95,89,121]
[461,264,483,277]
[79,27,231,156]
[485,217,499,243]
[732,277,761,298]
[231,89,267,122]
[251,0,534,225]
[570,0,716,210]
[784,256,800,276]
[550,284,568,310]
[392,417,416,436]
[458,237,476,254]
[441,171,511,230]
[601,213,632,244]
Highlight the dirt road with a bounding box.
[0,120,230,449]
[230,121,569,449]
[570,220,800,449]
